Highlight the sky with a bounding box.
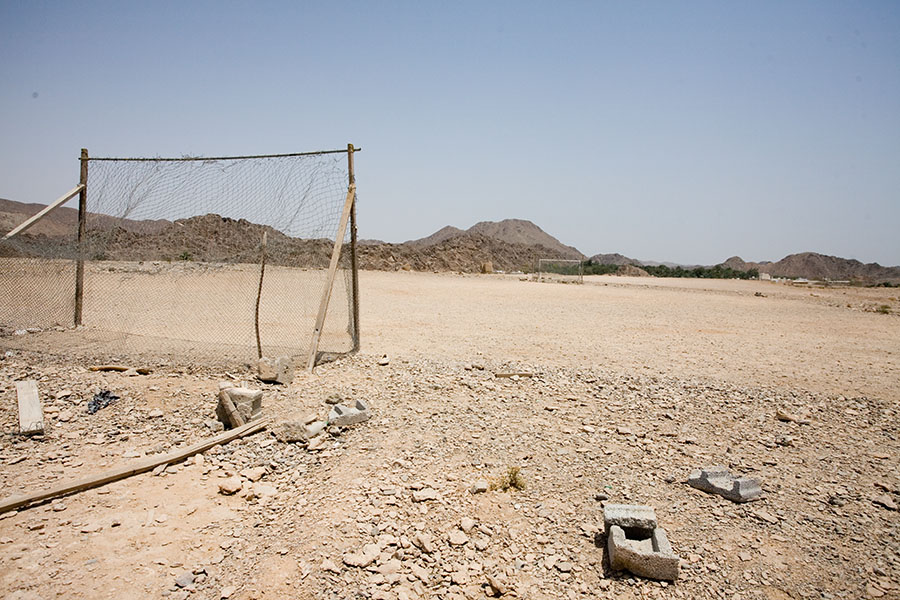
[1,1,899,265]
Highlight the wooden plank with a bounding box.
[88,365,152,374]
[218,391,245,427]
[16,381,44,435]
[3,184,85,240]
[0,417,269,515]
[306,184,356,372]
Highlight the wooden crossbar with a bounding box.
[3,184,85,240]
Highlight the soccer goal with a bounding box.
[534,258,584,284]
[0,145,361,369]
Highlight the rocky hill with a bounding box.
[718,252,900,282]
[4,199,897,280]
[465,219,583,259]
[1,199,575,273]
[408,219,582,260]
[589,252,641,266]
[405,225,465,247]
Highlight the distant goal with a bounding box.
[534,258,584,284]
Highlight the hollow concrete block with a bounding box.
[688,466,762,503]
[607,524,680,581]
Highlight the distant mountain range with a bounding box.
[2,197,898,281]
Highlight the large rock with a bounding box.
[271,420,327,443]
[257,356,294,384]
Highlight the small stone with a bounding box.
[754,509,779,524]
[321,558,341,573]
[377,354,390,366]
[306,434,329,451]
[148,409,164,418]
[240,467,266,482]
[377,559,402,575]
[556,561,573,573]
[412,533,436,554]
[873,495,898,511]
[413,488,439,502]
[218,477,242,495]
[343,543,380,568]
[460,517,476,533]
[220,585,237,599]
[471,480,489,494]
[175,571,195,588]
[409,562,430,583]
[738,551,752,562]
[252,483,278,498]
[486,573,507,597]
[448,530,468,546]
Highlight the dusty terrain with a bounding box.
[1,270,899,600]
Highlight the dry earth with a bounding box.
[1,270,899,600]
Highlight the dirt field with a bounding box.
[1,269,899,600]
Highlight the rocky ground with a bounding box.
[1,346,899,600]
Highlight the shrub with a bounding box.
[490,466,526,491]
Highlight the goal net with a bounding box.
[1,148,359,365]
[534,258,584,284]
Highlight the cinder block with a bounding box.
[607,524,680,581]
[327,399,371,427]
[603,504,658,531]
[688,466,762,503]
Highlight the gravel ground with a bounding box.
[1,272,898,600]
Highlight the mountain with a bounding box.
[589,252,641,266]
[718,252,900,282]
[0,197,169,239]
[466,219,583,259]
[406,225,465,247]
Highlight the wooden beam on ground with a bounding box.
[88,365,152,374]
[306,184,356,372]
[3,184,85,240]
[16,381,44,435]
[0,417,270,515]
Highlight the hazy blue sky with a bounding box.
[2,1,898,265]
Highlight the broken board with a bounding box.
[16,380,44,435]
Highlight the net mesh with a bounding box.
[535,258,584,284]
[0,150,358,365]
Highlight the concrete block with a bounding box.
[603,504,658,531]
[607,524,680,581]
[328,399,371,427]
[688,466,762,503]
[257,356,294,384]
